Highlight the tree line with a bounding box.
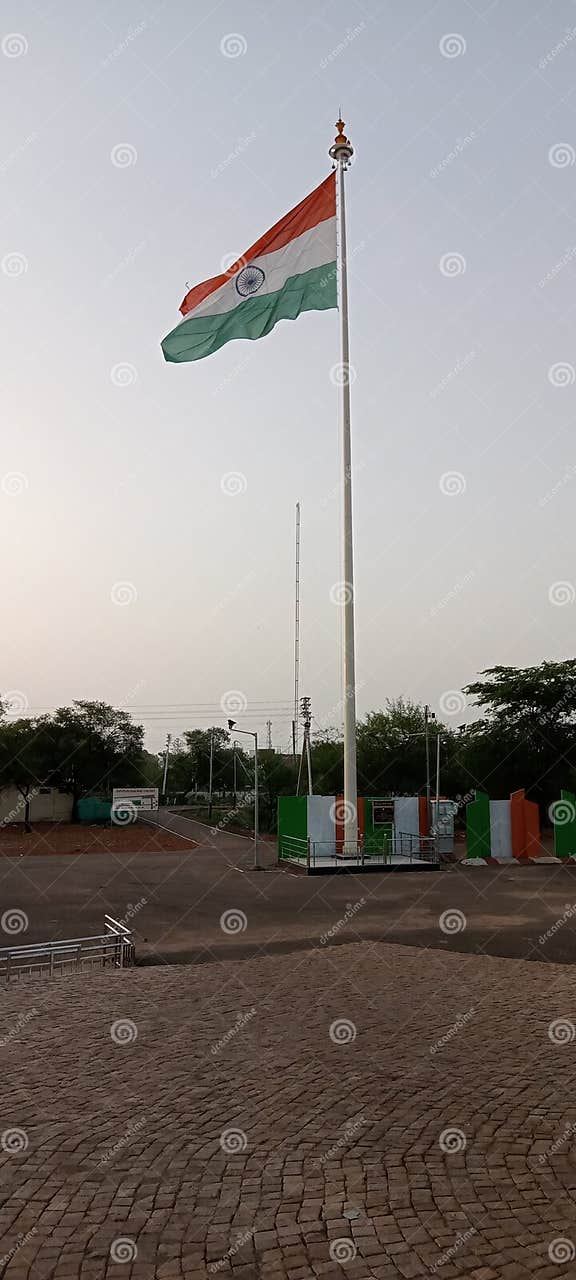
[0,701,150,829]
[1,659,575,829]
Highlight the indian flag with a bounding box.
[161,173,336,363]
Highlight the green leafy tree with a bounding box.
[309,730,343,795]
[356,699,448,797]
[139,749,165,788]
[163,729,253,801]
[306,702,464,800]
[257,751,299,831]
[0,718,57,831]
[40,701,146,817]
[164,744,206,798]
[184,728,230,791]
[462,660,576,809]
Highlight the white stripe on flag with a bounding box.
[187,217,337,321]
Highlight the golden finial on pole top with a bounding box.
[329,114,353,165]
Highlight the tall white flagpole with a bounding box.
[329,116,358,849]
[294,501,301,758]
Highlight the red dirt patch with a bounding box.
[0,821,196,857]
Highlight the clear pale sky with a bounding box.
[2,0,576,751]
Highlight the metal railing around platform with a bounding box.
[278,834,309,865]
[308,841,390,869]
[279,837,390,870]
[279,832,439,870]
[0,914,135,983]
[395,833,439,863]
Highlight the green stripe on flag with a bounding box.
[162,261,337,363]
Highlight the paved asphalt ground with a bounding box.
[1,810,576,965]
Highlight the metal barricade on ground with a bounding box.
[0,914,135,983]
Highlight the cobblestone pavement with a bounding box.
[3,943,576,1278]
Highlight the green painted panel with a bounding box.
[364,797,374,837]
[277,796,308,860]
[363,797,393,855]
[77,797,112,823]
[553,790,576,859]
[466,791,491,859]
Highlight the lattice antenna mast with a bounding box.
[297,696,313,797]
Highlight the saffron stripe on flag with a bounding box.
[179,173,336,317]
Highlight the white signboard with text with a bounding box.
[112,787,159,812]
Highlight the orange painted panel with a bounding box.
[418,796,429,837]
[334,794,363,853]
[510,789,525,859]
[510,790,542,858]
[335,794,344,849]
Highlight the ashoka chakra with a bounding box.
[235,264,265,296]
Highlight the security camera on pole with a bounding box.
[329,117,358,851]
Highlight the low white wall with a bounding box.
[0,786,73,826]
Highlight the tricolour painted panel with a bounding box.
[489,799,513,860]
[431,800,456,854]
[363,798,392,853]
[418,796,429,837]
[333,795,365,847]
[466,792,491,859]
[277,795,308,859]
[308,795,336,852]
[510,789,526,859]
[394,796,419,837]
[553,790,576,859]
[510,789,541,859]
[394,796,420,855]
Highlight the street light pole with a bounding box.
[161,733,171,804]
[399,715,437,843]
[424,705,431,820]
[254,732,259,869]
[227,721,259,869]
[208,730,214,820]
[434,733,442,860]
[424,706,436,830]
[435,734,441,814]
